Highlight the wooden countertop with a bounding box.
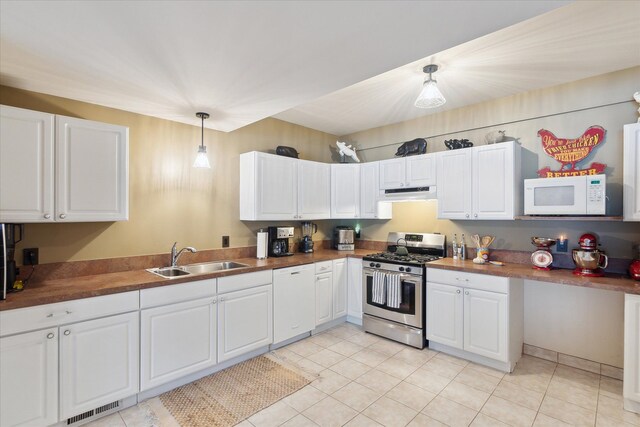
[426,258,640,295]
[0,250,371,311]
[2,249,638,312]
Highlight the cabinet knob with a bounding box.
[456,290,461,294]
[220,296,225,302]
[64,330,71,336]
[465,213,470,218]
[44,213,51,219]
[400,183,404,187]
[212,298,217,304]
[59,214,67,219]
[465,291,469,295]
[47,333,55,339]
[474,213,478,218]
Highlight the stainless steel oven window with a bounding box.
[362,268,423,329]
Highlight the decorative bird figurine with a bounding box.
[336,141,360,163]
[537,126,606,171]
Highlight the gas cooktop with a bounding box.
[363,232,446,267]
[363,252,441,266]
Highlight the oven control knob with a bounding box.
[399,267,405,272]
[369,262,375,267]
[375,263,381,268]
[406,267,411,273]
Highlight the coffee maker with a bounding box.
[299,222,317,253]
[268,226,294,257]
[1,224,23,299]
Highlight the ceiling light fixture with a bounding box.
[414,64,446,109]
[193,112,211,168]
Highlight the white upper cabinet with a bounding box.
[380,154,436,189]
[360,162,392,219]
[240,151,330,220]
[437,141,521,220]
[331,164,360,218]
[0,105,55,223]
[298,160,331,219]
[624,123,640,221]
[0,105,129,223]
[56,116,129,222]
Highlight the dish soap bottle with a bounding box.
[452,234,459,260]
[460,234,467,260]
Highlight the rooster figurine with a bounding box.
[538,126,606,171]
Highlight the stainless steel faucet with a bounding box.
[171,242,197,267]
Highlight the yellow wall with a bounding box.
[337,67,640,258]
[0,86,338,263]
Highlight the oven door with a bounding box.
[362,268,423,329]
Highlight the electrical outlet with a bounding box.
[23,248,39,265]
[222,236,230,248]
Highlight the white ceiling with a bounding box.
[275,1,640,136]
[0,1,570,133]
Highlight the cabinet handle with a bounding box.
[455,278,469,282]
[465,291,469,295]
[59,214,67,219]
[44,213,51,219]
[47,333,55,339]
[63,330,71,336]
[46,310,72,318]
[291,271,300,275]
[456,290,461,294]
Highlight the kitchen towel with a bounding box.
[387,273,402,309]
[372,270,386,305]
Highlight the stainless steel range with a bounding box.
[363,232,445,349]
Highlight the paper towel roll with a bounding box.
[256,231,268,259]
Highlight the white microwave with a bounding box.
[524,174,606,215]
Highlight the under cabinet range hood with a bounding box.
[380,186,437,202]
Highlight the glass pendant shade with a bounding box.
[414,64,446,109]
[193,145,210,168]
[193,111,211,169]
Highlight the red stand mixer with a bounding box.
[572,233,608,277]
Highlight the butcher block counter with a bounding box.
[2,249,639,312]
[426,258,640,295]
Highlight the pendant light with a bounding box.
[193,112,211,168]
[414,64,446,109]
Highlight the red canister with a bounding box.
[630,259,640,281]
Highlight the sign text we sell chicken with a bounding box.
[536,125,607,178]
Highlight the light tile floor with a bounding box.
[88,323,640,427]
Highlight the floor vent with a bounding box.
[67,400,120,425]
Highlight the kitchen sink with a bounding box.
[147,261,250,279]
[182,261,250,274]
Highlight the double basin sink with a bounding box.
[147,261,250,279]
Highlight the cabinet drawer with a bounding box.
[0,291,139,337]
[315,261,333,274]
[273,264,314,278]
[218,270,272,294]
[426,268,509,294]
[141,278,216,308]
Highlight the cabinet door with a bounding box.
[624,123,640,221]
[347,258,363,320]
[407,154,436,187]
[473,143,515,220]
[273,265,315,344]
[426,282,463,349]
[56,116,128,222]
[332,259,348,319]
[436,150,472,219]
[298,160,331,219]
[0,105,55,223]
[463,289,507,361]
[624,294,640,404]
[218,284,273,362]
[59,311,138,419]
[140,297,217,391]
[256,153,297,220]
[360,162,391,219]
[379,158,406,189]
[331,164,360,218]
[315,272,333,326]
[0,328,58,427]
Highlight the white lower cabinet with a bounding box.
[0,328,58,427]
[218,284,273,362]
[140,297,217,391]
[347,258,363,322]
[273,265,315,344]
[59,311,139,419]
[333,259,348,319]
[426,268,522,372]
[624,293,640,413]
[315,271,333,326]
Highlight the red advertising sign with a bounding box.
[537,125,607,178]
